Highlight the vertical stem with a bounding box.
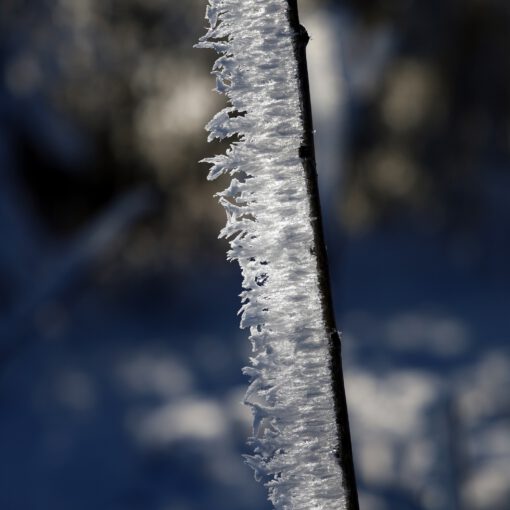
[285,2,360,509]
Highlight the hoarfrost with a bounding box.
[197,1,346,508]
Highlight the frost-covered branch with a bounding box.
[196,1,358,508]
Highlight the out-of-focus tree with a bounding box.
[332,0,510,249]
[0,0,227,273]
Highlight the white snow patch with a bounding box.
[385,313,470,357]
[132,398,228,445]
[463,462,510,509]
[117,352,193,398]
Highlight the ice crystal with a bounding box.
[197,1,346,508]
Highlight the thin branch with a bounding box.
[286,1,360,508]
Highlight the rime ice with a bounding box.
[197,1,347,508]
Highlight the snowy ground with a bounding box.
[339,226,510,510]
[0,219,508,510]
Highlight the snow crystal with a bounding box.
[197,1,347,508]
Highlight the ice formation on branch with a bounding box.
[197,1,347,508]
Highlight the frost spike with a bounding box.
[197,1,359,509]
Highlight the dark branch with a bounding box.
[285,2,360,508]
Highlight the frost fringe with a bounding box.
[197,1,348,508]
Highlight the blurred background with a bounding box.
[0,0,509,509]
